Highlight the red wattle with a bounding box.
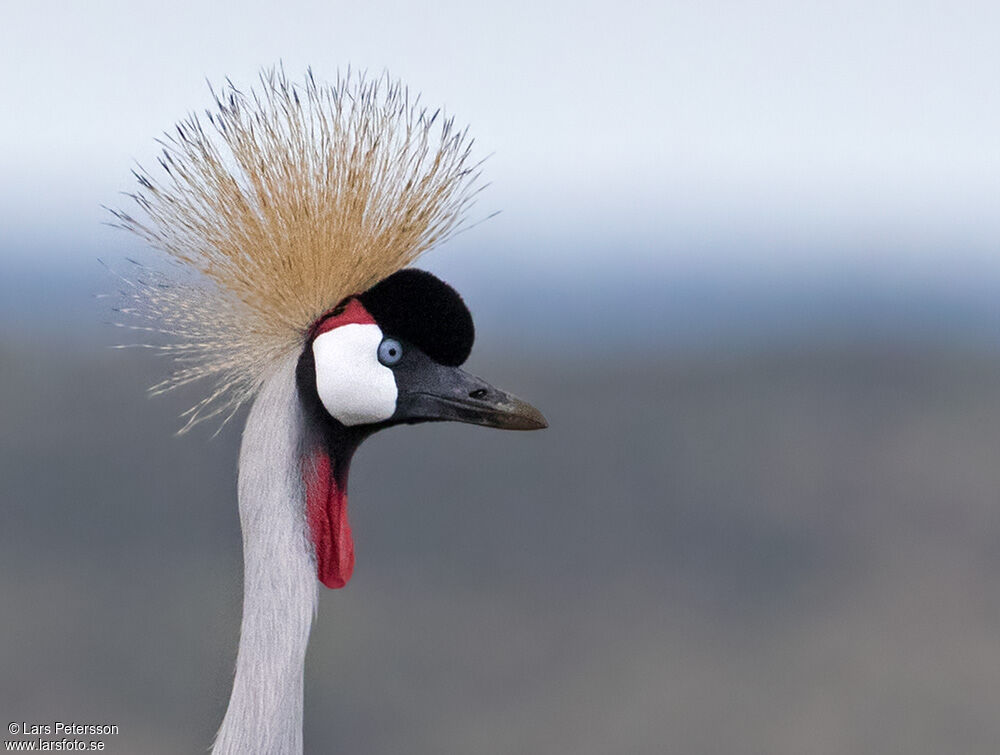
[304,448,355,589]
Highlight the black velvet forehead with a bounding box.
[358,269,474,366]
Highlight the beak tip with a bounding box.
[514,401,548,430]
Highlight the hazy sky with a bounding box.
[2,1,999,277]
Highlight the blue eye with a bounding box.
[377,337,403,366]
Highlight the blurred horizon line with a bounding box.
[5,243,1000,357]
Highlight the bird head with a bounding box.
[297,268,546,436]
[293,268,546,590]
[113,69,545,590]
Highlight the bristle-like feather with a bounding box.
[111,66,485,431]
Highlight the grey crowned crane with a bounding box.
[111,69,546,754]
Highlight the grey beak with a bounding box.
[394,364,548,430]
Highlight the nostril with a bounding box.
[468,388,488,400]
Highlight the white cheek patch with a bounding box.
[313,324,398,426]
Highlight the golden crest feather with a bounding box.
[110,67,485,431]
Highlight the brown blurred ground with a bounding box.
[3,336,1000,753]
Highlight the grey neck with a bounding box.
[214,353,318,755]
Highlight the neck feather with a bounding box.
[214,353,317,755]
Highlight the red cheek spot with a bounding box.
[310,298,377,338]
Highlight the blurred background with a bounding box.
[4,1,1000,752]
